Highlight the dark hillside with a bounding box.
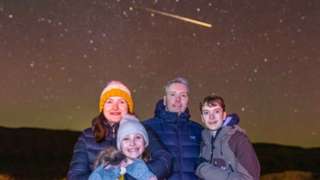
[0,126,319,179]
[0,127,80,179]
[254,143,320,175]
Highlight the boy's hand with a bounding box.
[212,158,229,170]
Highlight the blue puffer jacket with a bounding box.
[67,118,172,180]
[144,99,203,180]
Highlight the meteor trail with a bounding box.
[144,8,212,28]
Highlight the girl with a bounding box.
[89,115,157,180]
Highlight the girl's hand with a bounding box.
[126,159,156,180]
[149,176,158,180]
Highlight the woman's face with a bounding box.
[103,96,128,125]
[120,133,145,160]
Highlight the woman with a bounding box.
[67,81,172,180]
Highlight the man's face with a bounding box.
[201,103,226,130]
[164,83,189,113]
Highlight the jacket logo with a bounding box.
[190,136,196,140]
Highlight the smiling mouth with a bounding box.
[173,104,182,108]
[110,112,121,115]
[208,121,218,125]
[127,148,140,152]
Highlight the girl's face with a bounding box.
[120,133,145,161]
[103,96,128,125]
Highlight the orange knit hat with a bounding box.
[99,81,134,113]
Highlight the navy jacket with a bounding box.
[144,100,203,180]
[67,119,172,180]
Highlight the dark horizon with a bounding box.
[1,125,319,149]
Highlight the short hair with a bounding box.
[200,95,226,113]
[164,77,190,93]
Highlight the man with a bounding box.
[144,77,203,180]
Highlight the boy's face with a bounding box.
[201,103,226,131]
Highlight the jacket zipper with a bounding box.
[210,128,221,163]
[111,125,117,146]
[112,125,116,138]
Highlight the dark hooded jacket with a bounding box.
[143,99,203,180]
[67,115,172,180]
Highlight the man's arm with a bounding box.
[144,125,173,179]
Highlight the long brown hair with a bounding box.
[92,112,108,142]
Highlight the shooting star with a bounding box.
[144,8,212,28]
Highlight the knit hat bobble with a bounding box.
[117,115,149,150]
[99,81,134,113]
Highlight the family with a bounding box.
[67,77,260,180]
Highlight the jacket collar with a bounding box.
[91,114,120,140]
[154,99,191,123]
[202,126,236,145]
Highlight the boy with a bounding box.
[196,95,260,180]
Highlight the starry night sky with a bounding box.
[0,0,319,147]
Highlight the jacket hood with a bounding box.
[154,99,191,123]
